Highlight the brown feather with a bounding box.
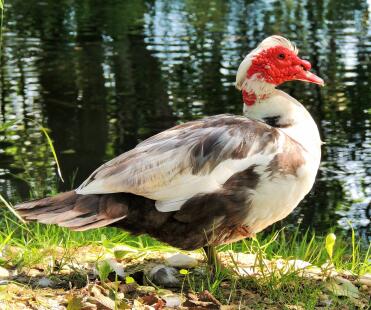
[14,164,260,250]
[14,191,128,231]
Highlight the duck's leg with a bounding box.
[203,226,255,274]
[204,245,218,267]
[203,245,223,280]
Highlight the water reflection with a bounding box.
[0,0,369,240]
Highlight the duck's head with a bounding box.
[236,36,324,106]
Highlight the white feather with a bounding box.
[154,148,283,212]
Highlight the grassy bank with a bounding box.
[0,208,370,309]
[0,212,370,275]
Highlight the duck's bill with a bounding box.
[295,70,325,86]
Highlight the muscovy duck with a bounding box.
[15,36,324,263]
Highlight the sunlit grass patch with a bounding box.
[0,205,370,308]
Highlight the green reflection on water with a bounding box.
[0,0,369,239]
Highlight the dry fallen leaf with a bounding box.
[89,285,116,310]
[220,306,239,310]
[162,294,182,308]
[358,274,371,287]
[165,253,199,268]
[285,305,305,310]
[199,290,222,306]
[141,294,165,310]
[324,277,360,299]
[66,294,83,310]
[118,283,138,294]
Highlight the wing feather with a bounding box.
[76,114,284,211]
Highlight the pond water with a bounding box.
[0,0,369,240]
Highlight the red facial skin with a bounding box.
[242,90,257,106]
[242,90,269,106]
[242,46,324,106]
[247,46,311,85]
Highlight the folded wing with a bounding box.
[76,114,284,212]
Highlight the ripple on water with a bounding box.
[0,0,369,240]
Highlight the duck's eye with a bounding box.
[278,53,285,59]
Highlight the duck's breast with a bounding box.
[243,140,320,233]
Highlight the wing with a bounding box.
[76,114,285,212]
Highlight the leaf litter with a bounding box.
[0,245,369,309]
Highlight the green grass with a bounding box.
[0,210,369,275]
[0,200,370,309]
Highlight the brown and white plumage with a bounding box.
[15,36,324,251]
[77,116,286,210]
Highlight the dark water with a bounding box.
[0,0,370,240]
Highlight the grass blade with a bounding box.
[0,193,26,224]
[0,120,17,131]
[39,126,64,182]
[2,117,64,183]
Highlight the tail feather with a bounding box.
[14,191,128,231]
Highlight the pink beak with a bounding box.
[294,59,325,86]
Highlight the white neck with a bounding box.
[242,77,276,97]
[243,88,322,161]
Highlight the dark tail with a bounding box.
[14,191,128,231]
